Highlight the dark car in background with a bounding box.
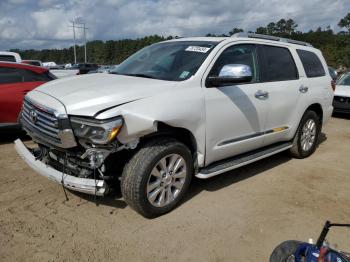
[0,62,56,127]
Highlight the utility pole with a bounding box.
[82,23,87,63]
[69,21,77,64]
[69,21,88,63]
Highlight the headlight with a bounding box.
[70,116,123,145]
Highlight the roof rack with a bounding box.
[232,33,313,47]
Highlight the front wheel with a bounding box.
[121,137,193,218]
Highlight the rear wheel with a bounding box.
[121,137,193,218]
[290,110,321,159]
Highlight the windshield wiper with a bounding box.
[112,72,157,79]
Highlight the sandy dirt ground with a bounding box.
[0,115,349,262]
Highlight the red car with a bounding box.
[0,62,56,127]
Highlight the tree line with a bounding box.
[12,13,350,68]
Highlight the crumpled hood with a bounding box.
[34,73,176,116]
[335,85,350,98]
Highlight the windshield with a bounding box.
[111,41,218,81]
[337,74,350,86]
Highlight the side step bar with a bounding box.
[196,142,292,179]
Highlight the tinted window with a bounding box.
[26,61,41,66]
[0,55,16,62]
[337,74,350,86]
[259,45,298,82]
[297,49,325,78]
[0,67,51,84]
[209,44,257,82]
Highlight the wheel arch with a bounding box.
[140,122,198,156]
[305,103,323,125]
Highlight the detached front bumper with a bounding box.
[14,139,108,196]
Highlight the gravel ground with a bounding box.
[0,115,349,262]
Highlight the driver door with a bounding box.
[203,44,269,165]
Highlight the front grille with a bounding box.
[22,99,61,144]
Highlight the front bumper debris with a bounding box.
[14,139,108,196]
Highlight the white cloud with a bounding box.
[0,0,349,50]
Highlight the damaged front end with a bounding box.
[15,97,131,196]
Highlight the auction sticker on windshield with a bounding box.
[185,46,211,53]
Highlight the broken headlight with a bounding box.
[70,116,123,145]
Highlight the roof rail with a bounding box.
[232,33,313,47]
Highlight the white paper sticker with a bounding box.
[185,46,210,53]
[179,71,190,79]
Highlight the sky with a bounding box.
[0,0,349,50]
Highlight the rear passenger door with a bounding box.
[0,67,47,123]
[256,44,303,146]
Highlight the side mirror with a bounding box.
[207,64,253,87]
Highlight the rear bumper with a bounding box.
[14,139,108,196]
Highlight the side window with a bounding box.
[296,49,325,78]
[258,45,299,82]
[209,44,257,82]
[21,69,50,82]
[0,55,16,62]
[0,67,50,84]
[0,67,23,84]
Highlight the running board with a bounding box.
[196,142,292,179]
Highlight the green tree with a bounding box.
[255,26,267,34]
[266,22,276,35]
[229,27,243,36]
[338,13,350,33]
[285,19,298,35]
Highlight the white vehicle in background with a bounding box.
[49,68,79,78]
[15,33,333,217]
[0,51,22,63]
[333,72,350,114]
[42,61,57,68]
[22,60,43,67]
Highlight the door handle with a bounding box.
[255,90,269,100]
[299,85,309,93]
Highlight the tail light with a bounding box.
[331,80,336,91]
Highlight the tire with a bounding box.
[270,240,302,262]
[290,110,321,159]
[121,137,193,218]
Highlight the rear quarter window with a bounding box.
[296,49,325,78]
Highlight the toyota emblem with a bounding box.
[29,109,38,123]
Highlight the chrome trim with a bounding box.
[22,112,60,139]
[22,97,77,148]
[14,139,107,196]
[217,126,289,146]
[24,96,68,119]
[58,129,78,148]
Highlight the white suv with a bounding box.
[15,33,334,217]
